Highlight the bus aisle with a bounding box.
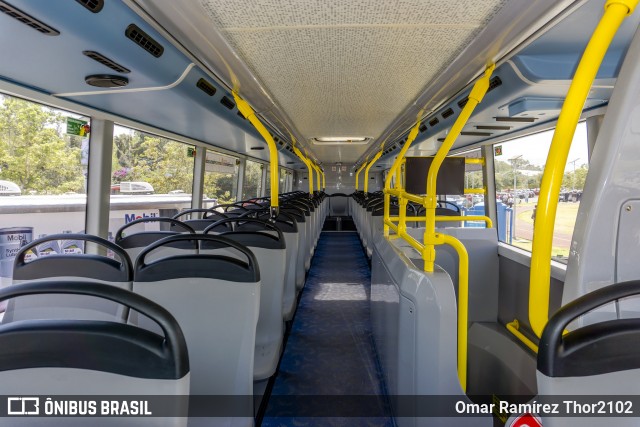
[262,231,393,426]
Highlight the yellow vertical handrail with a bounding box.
[293,146,314,194]
[422,64,495,272]
[314,162,322,192]
[529,0,638,338]
[355,160,368,191]
[233,93,279,215]
[364,150,383,193]
[383,120,422,237]
[442,234,470,391]
[322,169,326,191]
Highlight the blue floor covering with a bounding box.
[262,232,395,427]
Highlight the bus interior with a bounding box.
[1,0,640,426]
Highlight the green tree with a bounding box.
[0,96,85,194]
[562,165,588,190]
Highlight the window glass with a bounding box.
[0,94,90,282]
[243,160,263,200]
[493,122,588,262]
[279,167,287,193]
[109,125,194,240]
[203,150,238,206]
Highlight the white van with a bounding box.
[0,181,21,196]
[118,181,155,195]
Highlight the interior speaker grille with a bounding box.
[441,108,454,119]
[83,51,129,73]
[196,78,217,96]
[0,1,59,35]
[488,76,502,91]
[85,74,129,88]
[75,0,104,13]
[429,118,439,127]
[220,96,235,110]
[419,124,427,133]
[125,24,164,58]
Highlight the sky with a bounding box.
[495,122,589,172]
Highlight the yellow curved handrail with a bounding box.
[423,64,495,272]
[355,160,368,191]
[233,94,279,212]
[383,120,422,237]
[293,146,314,194]
[364,150,383,193]
[529,0,638,338]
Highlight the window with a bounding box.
[493,123,588,262]
[0,94,89,282]
[203,150,238,206]
[242,160,263,200]
[108,125,194,240]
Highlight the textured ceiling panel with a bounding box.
[198,0,508,157]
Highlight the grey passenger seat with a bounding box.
[204,218,286,381]
[255,211,299,320]
[132,234,260,400]
[0,280,190,427]
[532,280,640,427]
[4,234,133,323]
[281,206,307,291]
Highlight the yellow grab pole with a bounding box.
[322,169,326,191]
[364,150,383,193]
[383,120,423,237]
[233,93,279,216]
[529,0,638,338]
[422,64,495,272]
[313,163,322,192]
[442,234,470,392]
[293,146,314,194]
[355,160,368,191]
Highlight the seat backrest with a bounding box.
[256,212,299,320]
[172,209,230,233]
[132,234,260,397]
[281,206,307,289]
[0,281,189,426]
[203,218,286,380]
[115,217,196,262]
[5,234,133,323]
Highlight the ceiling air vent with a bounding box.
[429,118,439,127]
[220,96,235,110]
[125,24,164,58]
[75,0,104,13]
[0,1,59,35]
[419,124,427,133]
[85,74,128,88]
[461,131,492,137]
[442,108,454,119]
[476,125,511,131]
[495,116,536,123]
[196,78,216,96]
[457,77,502,109]
[83,51,129,73]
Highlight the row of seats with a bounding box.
[349,191,462,258]
[351,190,496,427]
[0,191,328,426]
